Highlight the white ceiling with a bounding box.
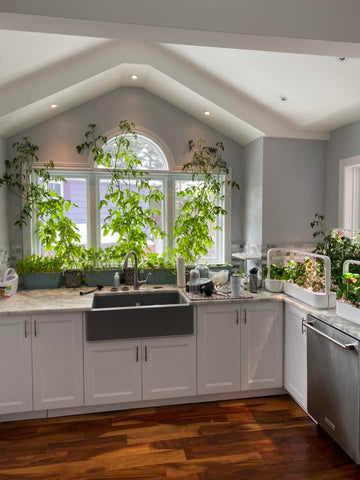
[0,30,109,88]
[165,44,360,131]
[1,27,360,144]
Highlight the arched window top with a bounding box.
[98,133,169,171]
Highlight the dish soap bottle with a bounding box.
[112,272,120,291]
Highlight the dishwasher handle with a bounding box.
[303,321,358,351]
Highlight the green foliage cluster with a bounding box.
[287,257,325,293]
[16,255,64,275]
[173,139,239,264]
[341,273,360,308]
[77,121,165,262]
[1,137,82,269]
[4,124,238,277]
[311,213,360,290]
[263,264,290,281]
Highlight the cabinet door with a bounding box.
[142,336,196,400]
[241,302,283,391]
[0,316,32,414]
[197,304,240,395]
[32,313,84,410]
[284,304,307,411]
[84,339,141,405]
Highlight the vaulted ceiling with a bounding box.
[1,1,360,145]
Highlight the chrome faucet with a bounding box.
[123,251,151,290]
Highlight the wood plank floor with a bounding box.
[0,395,359,480]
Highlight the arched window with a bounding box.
[98,134,169,171]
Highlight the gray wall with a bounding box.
[7,87,243,255]
[262,138,327,245]
[242,137,263,246]
[0,136,8,251]
[326,120,360,228]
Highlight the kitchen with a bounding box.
[1,1,360,479]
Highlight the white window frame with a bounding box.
[339,156,360,231]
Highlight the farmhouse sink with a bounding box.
[92,290,187,309]
[86,290,194,341]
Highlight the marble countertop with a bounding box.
[1,284,360,341]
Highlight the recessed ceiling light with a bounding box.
[131,74,139,80]
[204,111,211,116]
[50,104,58,109]
[337,56,348,62]
[280,95,288,102]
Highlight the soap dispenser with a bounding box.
[113,272,120,290]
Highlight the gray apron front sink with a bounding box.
[86,290,194,341]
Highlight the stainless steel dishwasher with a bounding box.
[305,314,360,463]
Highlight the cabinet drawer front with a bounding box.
[142,336,196,401]
[197,305,240,395]
[0,316,32,414]
[32,313,84,410]
[241,302,283,391]
[84,340,142,405]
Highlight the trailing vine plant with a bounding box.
[77,121,165,262]
[173,139,239,264]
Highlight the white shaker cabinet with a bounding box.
[32,313,84,410]
[197,304,241,395]
[240,302,283,391]
[0,315,33,414]
[84,339,142,405]
[142,336,196,400]
[284,303,307,411]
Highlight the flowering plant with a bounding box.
[341,273,360,308]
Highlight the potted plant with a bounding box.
[141,250,177,285]
[336,260,360,325]
[77,121,166,284]
[83,246,124,286]
[17,255,63,289]
[264,264,289,293]
[173,139,239,265]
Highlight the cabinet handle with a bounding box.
[235,310,239,324]
[24,320,28,338]
[301,317,306,335]
[145,345,148,362]
[244,309,247,324]
[136,346,139,362]
[34,320,38,337]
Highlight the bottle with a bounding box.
[113,272,120,290]
[177,257,186,288]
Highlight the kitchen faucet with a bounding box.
[123,251,151,290]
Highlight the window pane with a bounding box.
[99,178,164,253]
[175,178,223,263]
[99,134,168,170]
[48,177,88,246]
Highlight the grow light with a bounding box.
[283,250,336,309]
[336,259,360,325]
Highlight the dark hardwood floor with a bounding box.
[0,395,359,480]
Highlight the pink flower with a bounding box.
[350,277,358,283]
[337,230,344,237]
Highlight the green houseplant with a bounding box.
[17,255,64,289]
[173,139,239,265]
[77,121,166,283]
[311,213,360,293]
[0,136,82,288]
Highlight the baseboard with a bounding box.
[0,387,286,422]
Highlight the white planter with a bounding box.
[284,282,336,309]
[336,300,360,325]
[265,278,283,293]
